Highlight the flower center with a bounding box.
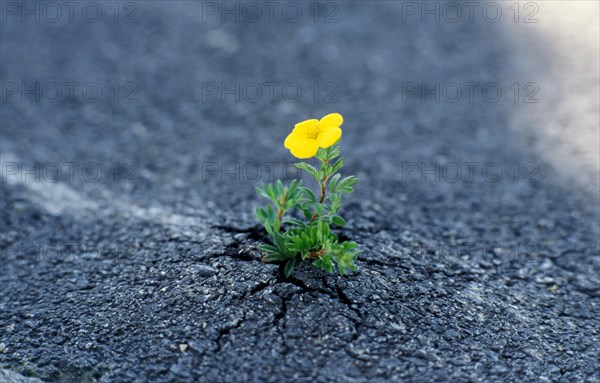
[307,125,320,139]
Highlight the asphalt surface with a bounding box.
[1,1,599,382]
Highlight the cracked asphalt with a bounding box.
[1,1,599,382]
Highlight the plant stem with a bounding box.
[310,158,328,222]
[276,190,288,230]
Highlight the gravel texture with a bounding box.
[1,2,599,382]
[0,369,44,383]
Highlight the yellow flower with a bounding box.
[284,113,343,159]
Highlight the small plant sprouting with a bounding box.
[255,113,359,278]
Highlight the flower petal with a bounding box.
[318,113,343,130]
[293,119,318,134]
[284,132,299,149]
[289,138,319,159]
[317,126,342,148]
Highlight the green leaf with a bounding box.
[319,145,340,162]
[338,176,359,189]
[317,221,324,242]
[310,225,319,242]
[294,163,319,180]
[254,207,266,221]
[284,259,297,278]
[342,241,358,251]
[315,147,327,160]
[257,205,275,224]
[282,218,305,227]
[262,252,290,262]
[288,235,303,245]
[313,204,324,217]
[299,187,316,202]
[300,231,311,245]
[331,215,346,227]
[318,220,330,239]
[288,179,299,196]
[330,194,341,213]
[328,173,341,193]
[315,170,325,183]
[331,158,344,173]
[336,251,358,275]
[313,254,334,273]
[301,208,313,220]
[257,244,278,253]
[272,231,286,252]
[264,221,274,236]
[267,183,277,200]
[255,186,270,200]
[328,146,341,160]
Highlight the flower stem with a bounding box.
[310,158,328,222]
[277,207,284,227]
[276,190,288,230]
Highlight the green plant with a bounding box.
[255,114,359,277]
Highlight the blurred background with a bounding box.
[1,1,598,217]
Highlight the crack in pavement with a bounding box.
[214,313,246,353]
[211,224,368,343]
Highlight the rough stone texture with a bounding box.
[1,2,599,383]
[0,369,44,383]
